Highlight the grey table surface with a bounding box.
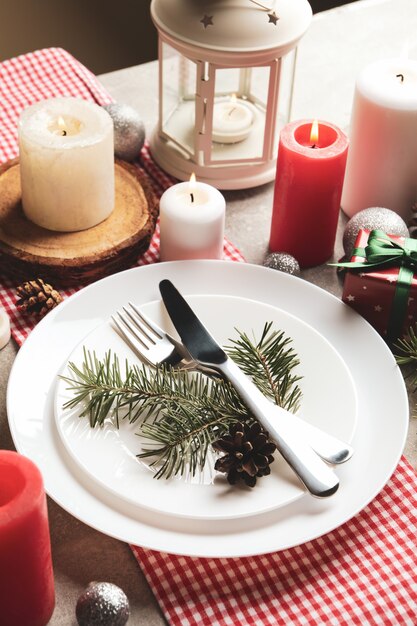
[1,0,416,624]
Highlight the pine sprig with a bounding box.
[140,405,232,479]
[61,323,302,479]
[225,322,302,412]
[62,350,248,427]
[394,323,417,389]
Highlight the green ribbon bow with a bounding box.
[334,229,417,342]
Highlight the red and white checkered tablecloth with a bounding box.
[0,48,416,626]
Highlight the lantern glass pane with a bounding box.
[209,66,268,162]
[161,41,196,155]
[278,50,297,131]
[213,68,241,97]
[246,66,269,107]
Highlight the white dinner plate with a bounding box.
[54,295,357,521]
[7,261,408,557]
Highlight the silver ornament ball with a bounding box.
[263,252,300,276]
[104,103,145,161]
[76,582,130,626]
[343,207,409,260]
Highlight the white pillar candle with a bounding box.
[341,58,417,221]
[212,95,255,144]
[18,97,114,232]
[0,308,11,349]
[159,175,225,261]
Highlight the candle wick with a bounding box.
[61,130,67,136]
[190,193,194,203]
[396,73,404,83]
[228,107,237,117]
[311,144,317,149]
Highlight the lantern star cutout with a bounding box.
[200,14,214,28]
[268,11,279,25]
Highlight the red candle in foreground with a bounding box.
[269,119,348,267]
[0,451,55,626]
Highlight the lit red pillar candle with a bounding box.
[0,451,55,626]
[269,119,349,268]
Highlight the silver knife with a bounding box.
[159,279,342,498]
[158,280,353,466]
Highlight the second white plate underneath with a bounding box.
[55,294,357,523]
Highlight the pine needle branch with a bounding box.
[61,322,302,479]
[394,323,417,389]
[225,322,302,412]
[139,406,235,479]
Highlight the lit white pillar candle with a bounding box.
[18,97,114,232]
[212,94,255,144]
[0,308,11,349]
[341,58,417,221]
[159,174,225,261]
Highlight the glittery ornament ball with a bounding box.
[263,252,300,276]
[343,207,409,260]
[104,103,145,161]
[76,582,130,626]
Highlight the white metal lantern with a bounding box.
[150,0,312,189]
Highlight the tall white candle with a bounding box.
[18,97,114,232]
[159,175,226,261]
[341,58,417,221]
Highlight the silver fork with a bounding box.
[111,303,353,465]
[112,302,210,372]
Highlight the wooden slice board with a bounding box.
[0,158,158,286]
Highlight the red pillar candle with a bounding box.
[269,119,348,267]
[0,450,55,626]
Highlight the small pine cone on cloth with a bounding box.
[16,278,63,317]
[213,421,276,488]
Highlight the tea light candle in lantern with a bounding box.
[159,174,226,261]
[0,307,11,349]
[269,119,348,267]
[341,58,417,221]
[0,450,55,626]
[18,97,114,232]
[212,94,255,144]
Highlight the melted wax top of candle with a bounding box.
[294,122,338,149]
[48,115,84,137]
[177,187,210,205]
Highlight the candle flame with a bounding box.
[57,116,67,136]
[310,120,319,146]
[230,93,237,104]
[189,172,197,189]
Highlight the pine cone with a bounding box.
[213,421,276,488]
[16,278,63,317]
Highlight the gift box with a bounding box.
[341,228,417,342]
